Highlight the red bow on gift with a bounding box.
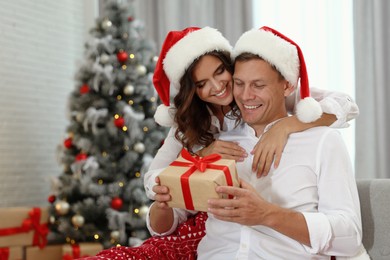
[169,149,234,210]
[0,208,49,249]
[62,244,89,260]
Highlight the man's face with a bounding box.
[233,58,293,133]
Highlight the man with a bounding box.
[196,27,365,259]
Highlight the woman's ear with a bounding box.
[284,82,295,97]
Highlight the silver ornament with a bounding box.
[135,65,147,76]
[110,230,120,240]
[71,214,85,227]
[101,19,112,30]
[123,84,135,95]
[133,142,145,153]
[138,205,149,219]
[55,201,70,215]
[100,53,110,64]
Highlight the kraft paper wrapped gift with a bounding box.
[159,149,239,212]
[0,207,49,248]
[0,246,23,260]
[62,243,104,259]
[25,244,62,260]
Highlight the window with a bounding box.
[252,0,355,165]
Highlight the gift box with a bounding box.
[159,149,239,212]
[25,244,62,260]
[0,207,49,248]
[62,243,103,259]
[0,246,23,260]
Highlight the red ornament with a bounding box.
[75,153,88,161]
[114,117,125,128]
[79,84,90,94]
[48,195,56,204]
[63,137,73,149]
[127,16,134,22]
[111,197,123,210]
[116,51,128,63]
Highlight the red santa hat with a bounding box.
[153,27,232,126]
[232,26,322,123]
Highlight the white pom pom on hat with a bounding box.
[232,26,322,123]
[152,27,232,126]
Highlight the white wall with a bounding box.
[0,0,98,207]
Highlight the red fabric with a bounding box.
[80,212,207,260]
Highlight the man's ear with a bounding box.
[284,82,295,97]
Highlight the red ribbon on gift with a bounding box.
[0,248,10,260]
[169,149,234,210]
[62,244,89,260]
[0,208,48,249]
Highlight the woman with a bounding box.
[84,27,358,260]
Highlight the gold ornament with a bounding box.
[55,201,70,215]
[101,19,112,30]
[71,214,85,227]
[123,84,135,95]
[133,142,145,153]
[135,65,147,76]
[110,230,120,240]
[139,205,149,219]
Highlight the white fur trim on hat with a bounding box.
[154,104,176,127]
[295,97,323,123]
[232,29,299,87]
[163,27,232,89]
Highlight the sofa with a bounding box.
[357,179,390,259]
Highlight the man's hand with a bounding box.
[207,179,273,226]
[198,140,247,161]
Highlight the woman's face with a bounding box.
[192,54,233,107]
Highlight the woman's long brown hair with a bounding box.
[173,50,233,153]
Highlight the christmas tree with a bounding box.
[48,0,167,248]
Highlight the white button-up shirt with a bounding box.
[195,123,362,259]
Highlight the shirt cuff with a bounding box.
[144,169,162,200]
[301,212,332,254]
[146,202,179,236]
[319,97,358,128]
[146,204,196,237]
